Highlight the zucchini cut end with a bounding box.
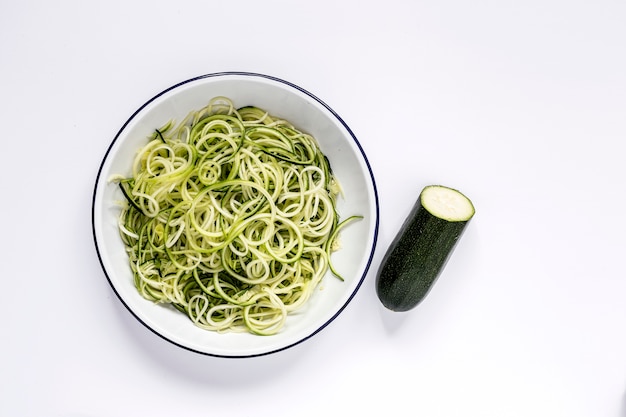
[420,185,475,222]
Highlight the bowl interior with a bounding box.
[92,73,378,357]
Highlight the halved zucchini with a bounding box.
[376,185,475,312]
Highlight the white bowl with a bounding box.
[92,72,379,357]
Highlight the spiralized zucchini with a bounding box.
[113,97,360,335]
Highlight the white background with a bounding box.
[2,1,625,416]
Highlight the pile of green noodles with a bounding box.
[113,97,359,335]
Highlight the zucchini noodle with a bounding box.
[114,97,361,336]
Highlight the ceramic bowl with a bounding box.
[92,72,379,357]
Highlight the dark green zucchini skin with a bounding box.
[376,195,471,312]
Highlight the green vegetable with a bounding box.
[113,97,361,335]
[376,185,475,312]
